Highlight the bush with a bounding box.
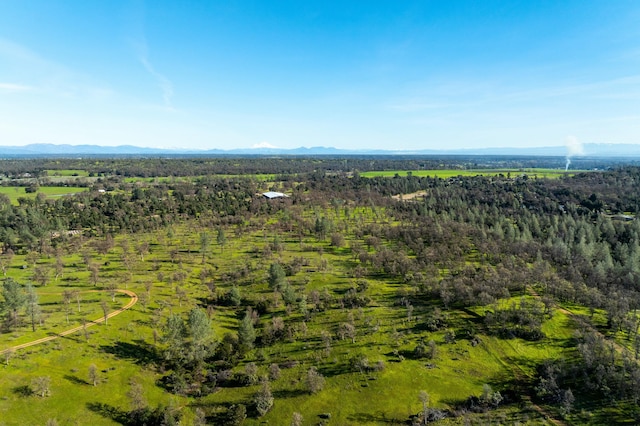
[127,405,182,426]
[350,354,370,373]
[226,404,246,426]
[306,367,326,394]
[253,380,274,417]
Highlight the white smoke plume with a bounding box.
[565,135,584,171]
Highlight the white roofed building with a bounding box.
[262,191,289,199]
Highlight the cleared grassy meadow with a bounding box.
[360,169,582,179]
[0,186,89,205]
[45,169,90,177]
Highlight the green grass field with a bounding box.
[45,169,90,177]
[0,186,89,205]
[360,168,582,179]
[0,212,585,425]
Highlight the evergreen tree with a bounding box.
[1,278,25,329]
[238,309,256,352]
[188,307,215,364]
[162,314,187,364]
[216,228,227,253]
[268,263,287,291]
[228,286,242,306]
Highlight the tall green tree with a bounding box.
[1,278,25,329]
[162,314,187,364]
[188,307,215,365]
[216,228,227,253]
[268,263,287,291]
[238,309,256,352]
[228,286,242,306]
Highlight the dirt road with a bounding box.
[0,289,138,355]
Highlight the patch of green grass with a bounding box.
[360,169,582,179]
[0,186,89,205]
[45,169,89,177]
[0,316,180,426]
[0,291,130,349]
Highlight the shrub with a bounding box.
[306,367,326,394]
[253,379,274,417]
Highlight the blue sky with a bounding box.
[1,1,639,151]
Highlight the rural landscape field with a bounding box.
[1,156,640,425]
[3,0,640,424]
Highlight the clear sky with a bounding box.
[1,1,639,151]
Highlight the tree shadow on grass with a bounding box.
[86,402,128,424]
[100,340,160,366]
[347,412,400,424]
[58,333,83,344]
[64,374,89,385]
[12,385,33,397]
[273,388,307,399]
[317,363,351,379]
[40,301,62,307]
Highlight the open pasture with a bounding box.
[0,186,89,205]
[45,169,90,177]
[360,168,581,179]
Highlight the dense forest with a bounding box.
[1,156,640,425]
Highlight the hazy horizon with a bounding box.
[1,1,640,151]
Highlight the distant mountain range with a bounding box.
[2,143,640,157]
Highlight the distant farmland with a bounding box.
[360,168,581,179]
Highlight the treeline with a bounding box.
[0,156,620,179]
[0,178,271,250]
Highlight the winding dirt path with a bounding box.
[0,289,138,355]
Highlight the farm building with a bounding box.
[262,191,289,199]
